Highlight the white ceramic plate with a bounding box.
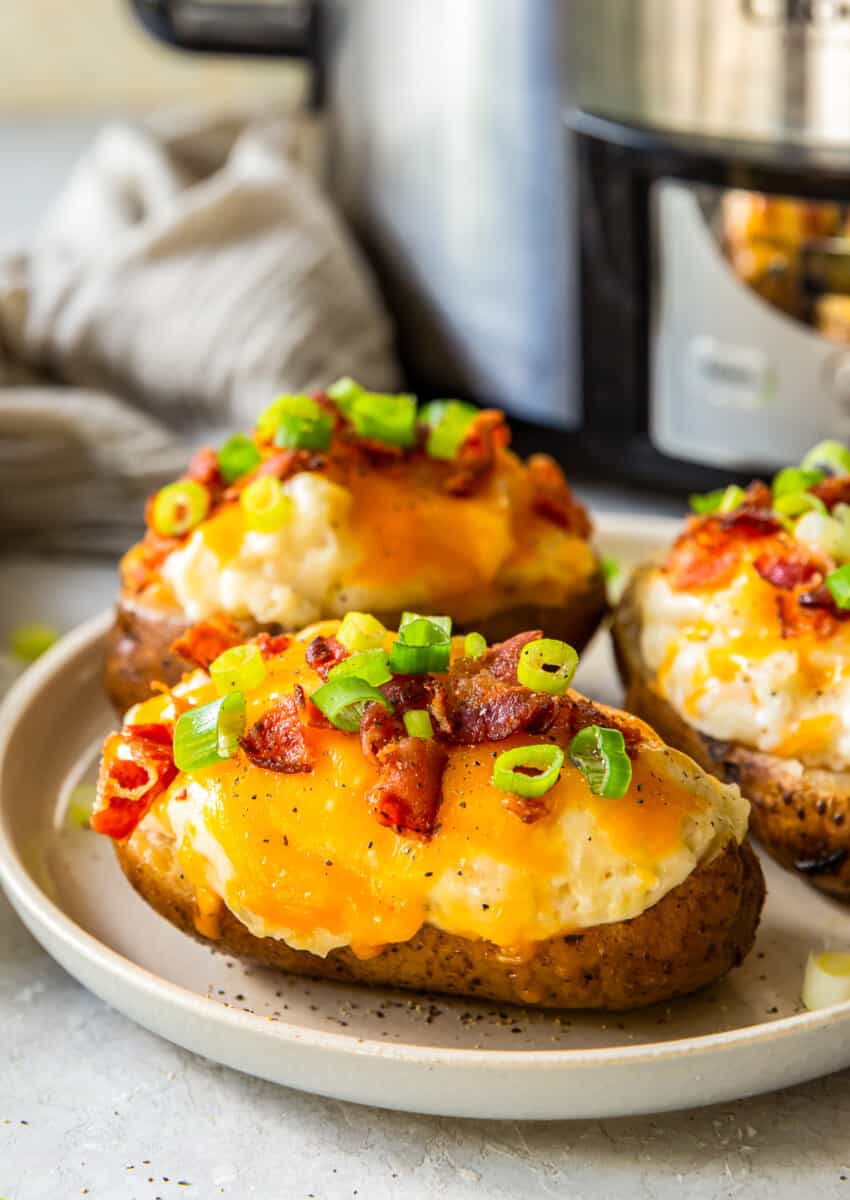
[3,512,850,1120]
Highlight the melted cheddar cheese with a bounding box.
[151,450,597,628]
[641,562,850,768]
[128,624,747,957]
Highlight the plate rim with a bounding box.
[1,515,850,1076]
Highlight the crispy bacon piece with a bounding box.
[92,722,177,840]
[183,447,223,492]
[666,509,781,591]
[527,455,592,537]
[121,534,181,594]
[547,693,642,757]
[501,793,552,824]
[170,614,243,671]
[254,632,291,659]
[305,634,348,679]
[369,736,448,837]
[810,475,850,511]
[443,661,557,745]
[445,409,510,496]
[240,695,313,773]
[754,551,822,592]
[741,479,772,510]
[360,702,405,760]
[483,630,543,683]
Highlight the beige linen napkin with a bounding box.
[0,106,401,554]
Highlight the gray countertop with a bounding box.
[1,121,849,1198]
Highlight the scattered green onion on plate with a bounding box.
[9,623,58,663]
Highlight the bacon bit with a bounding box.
[810,475,850,511]
[305,634,348,679]
[445,410,510,496]
[183,447,222,492]
[501,793,552,824]
[132,529,182,590]
[91,723,177,840]
[170,614,244,671]
[360,702,405,760]
[483,630,544,683]
[240,695,313,773]
[548,693,642,757]
[666,509,780,591]
[741,479,773,510]
[527,455,592,536]
[369,736,447,838]
[293,683,331,728]
[754,551,822,592]
[254,632,292,659]
[444,663,558,745]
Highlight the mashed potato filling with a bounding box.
[640,565,850,769]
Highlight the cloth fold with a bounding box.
[0,106,401,555]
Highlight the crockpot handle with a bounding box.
[129,1,323,100]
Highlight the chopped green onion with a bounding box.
[151,480,210,536]
[328,648,392,687]
[326,376,363,415]
[774,492,826,518]
[772,466,824,499]
[464,632,487,659]
[217,434,261,484]
[517,638,578,696]
[209,644,266,696]
[802,949,850,1010]
[688,485,744,515]
[66,784,96,829]
[399,612,453,640]
[403,709,434,739]
[801,439,850,478]
[240,476,294,534]
[826,563,850,609]
[272,394,333,452]
[602,557,620,583]
[9,623,58,662]
[310,675,391,732]
[174,691,246,773]
[349,391,418,448]
[419,399,478,460]
[492,744,565,798]
[336,611,388,653]
[568,725,632,798]
[389,639,451,674]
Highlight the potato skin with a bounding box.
[115,828,763,1011]
[613,567,850,899]
[104,572,608,715]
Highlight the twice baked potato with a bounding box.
[93,616,763,1010]
[105,385,606,714]
[613,454,850,898]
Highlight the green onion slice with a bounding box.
[151,480,210,536]
[217,434,261,484]
[336,611,388,653]
[399,612,453,641]
[257,394,321,441]
[689,484,744,516]
[272,395,333,452]
[389,639,450,675]
[464,631,487,659]
[568,725,632,798]
[772,466,824,499]
[174,691,246,773]
[602,557,620,584]
[326,376,363,415]
[419,399,478,460]
[492,744,565,799]
[328,648,392,688]
[403,709,434,739]
[240,476,294,533]
[349,391,418,448]
[210,643,267,696]
[9,623,58,662]
[517,638,578,696]
[310,675,391,733]
[774,491,827,518]
[801,439,850,478]
[826,563,850,610]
